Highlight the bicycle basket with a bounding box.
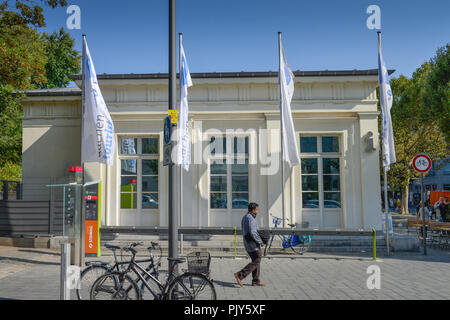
[186,252,211,275]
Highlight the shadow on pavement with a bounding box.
[18,249,60,257]
[0,256,59,266]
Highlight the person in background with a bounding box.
[234,203,265,287]
[435,197,449,222]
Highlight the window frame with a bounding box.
[299,134,343,212]
[208,135,250,211]
[119,136,160,213]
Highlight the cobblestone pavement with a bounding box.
[0,246,449,300]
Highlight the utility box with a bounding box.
[84,182,101,257]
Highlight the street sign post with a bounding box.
[412,154,432,256]
[163,116,173,167]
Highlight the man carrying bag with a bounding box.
[234,203,266,287]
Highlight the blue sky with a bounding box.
[38,0,449,80]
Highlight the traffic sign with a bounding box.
[412,154,432,173]
[168,110,179,125]
[164,117,172,145]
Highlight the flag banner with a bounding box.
[378,35,396,169]
[177,42,193,171]
[82,38,116,166]
[279,41,300,167]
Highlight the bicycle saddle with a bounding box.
[105,244,121,250]
[167,257,186,264]
[288,224,297,228]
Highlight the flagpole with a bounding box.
[278,32,286,228]
[378,31,390,256]
[168,0,179,271]
[79,34,87,266]
[178,32,184,254]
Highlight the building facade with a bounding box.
[22,70,384,230]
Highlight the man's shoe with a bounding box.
[234,273,243,287]
[252,282,266,287]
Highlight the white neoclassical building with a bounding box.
[22,70,384,230]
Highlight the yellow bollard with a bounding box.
[372,228,377,261]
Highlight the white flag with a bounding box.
[279,41,300,167]
[81,38,116,166]
[378,35,396,169]
[176,42,193,171]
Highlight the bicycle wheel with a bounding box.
[76,264,110,300]
[90,272,141,300]
[140,269,169,300]
[264,236,275,256]
[166,273,216,300]
[290,240,311,255]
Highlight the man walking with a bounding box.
[234,203,265,287]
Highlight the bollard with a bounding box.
[234,226,237,259]
[372,228,377,261]
[60,243,71,300]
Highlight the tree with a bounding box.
[385,61,448,215]
[0,1,76,181]
[39,28,81,88]
[424,44,450,145]
[0,0,67,27]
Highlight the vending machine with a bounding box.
[84,183,101,257]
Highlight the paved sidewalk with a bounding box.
[0,246,449,300]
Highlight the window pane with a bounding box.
[324,193,341,208]
[211,193,227,209]
[142,193,158,209]
[211,162,227,175]
[142,138,159,154]
[233,137,249,155]
[142,160,158,175]
[142,176,158,192]
[302,176,318,191]
[121,193,137,209]
[232,176,248,192]
[232,161,248,174]
[301,158,318,174]
[232,193,249,209]
[324,175,340,191]
[120,138,137,155]
[121,177,137,192]
[121,160,137,175]
[210,176,227,192]
[210,137,226,154]
[302,193,319,208]
[322,136,339,153]
[300,137,317,153]
[323,158,340,174]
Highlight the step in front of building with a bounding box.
[100,234,388,255]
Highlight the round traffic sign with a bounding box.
[412,154,432,173]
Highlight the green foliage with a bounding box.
[0,85,23,167]
[0,22,47,90]
[39,28,81,88]
[0,0,67,27]
[424,44,450,145]
[0,161,22,181]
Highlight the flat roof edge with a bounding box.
[70,69,395,81]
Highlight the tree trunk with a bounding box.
[401,184,409,215]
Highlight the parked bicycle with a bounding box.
[90,243,217,300]
[264,213,312,256]
[76,241,163,300]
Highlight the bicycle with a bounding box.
[90,243,217,300]
[264,213,312,256]
[76,241,163,300]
